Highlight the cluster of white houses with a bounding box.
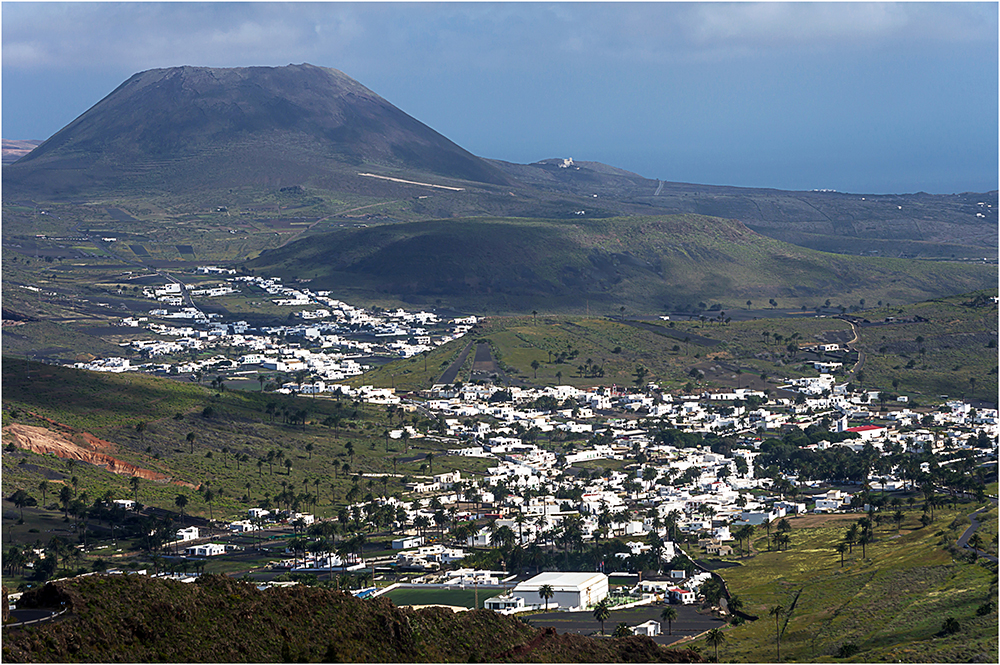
[74,275,477,380]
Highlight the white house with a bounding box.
[392,536,424,550]
[175,526,199,541]
[632,620,661,636]
[184,543,226,557]
[485,594,529,612]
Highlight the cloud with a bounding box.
[2,3,994,75]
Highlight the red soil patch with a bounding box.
[4,423,193,487]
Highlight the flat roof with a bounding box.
[514,571,607,591]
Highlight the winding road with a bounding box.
[956,500,998,563]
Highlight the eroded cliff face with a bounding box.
[4,422,192,486]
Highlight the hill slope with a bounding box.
[3,63,510,197]
[249,213,997,312]
[2,575,702,663]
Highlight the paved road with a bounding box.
[956,500,998,563]
[437,340,474,385]
[528,604,725,646]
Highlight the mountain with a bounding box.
[3,64,511,197]
[2,575,703,663]
[249,213,997,313]
[2,63,995,260]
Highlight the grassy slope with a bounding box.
[361,291,997,402]
[847,291,999,403]
[695,508,997,663]
[250,214,997,314]
[1,574,702,663]
[0,361,495,526]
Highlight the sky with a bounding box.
[2,2,997,194]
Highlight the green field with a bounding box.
[385,586,504,610]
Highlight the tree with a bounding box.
[38,480,50,508]
[613,623,632,638]
[10,489,36,521]
[835,542,848,567]
[186,431,197,453]
[531,359,541,379]
[175,494,189,525]
[857,529,872,558]
[135,421,147,444]
[968,532,984,559]
[59,485,73,520]
[769,605,785,662]
[705,627,726,661]
[203,487,215,521]
[425,452,435,475]
[727,594,744,616]
[700,577,724,606]
[660,606,678,635]
[593,599,611,635]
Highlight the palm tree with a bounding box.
[175,493,189,525]
[705,627,726,661]
[593,599,612,635]
[844,523,859,553]
[538,584,555,611]
[857,530,872,558]
[59,485,73,520]
[186,431,197,453]
[968,532,984,559]
[769,604,785,662]
[10,489,36,521]
[613,623,632,638]
[203,487,215,521]
[835,542,848,567]
[660,606,678,635]
[727,594,744,616]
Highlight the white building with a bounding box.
[510,571,609,611]
[632,620,661,636]
[184,543,226,557]
[175,526,199,541]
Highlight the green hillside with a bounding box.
[690,508,997,663]
[250,214,997,314]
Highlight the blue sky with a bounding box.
[3,2,997,194]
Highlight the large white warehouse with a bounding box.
[511,571,609,611]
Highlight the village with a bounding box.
[57,271,997,629]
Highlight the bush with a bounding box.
[837,643,860,658]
